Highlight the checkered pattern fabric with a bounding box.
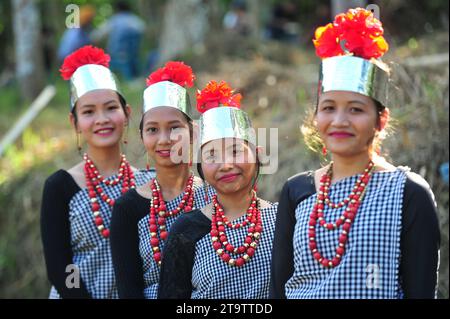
[191,202,278,299]
[285,168,408,299]
[49,169,154,299]
[138,179,215,299]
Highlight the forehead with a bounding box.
[319,90,373,106]
[202,138,247,151]
[77,89,120,107]
[143,106,187,125]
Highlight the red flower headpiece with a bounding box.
[146,61,195,88]
[196,81,242,114]
[313,8,388,60]
[59,45,110,80]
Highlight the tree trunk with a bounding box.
[12,0,45,100]
[331,0,368,17]
[247,0,261,39]
[157,0,209,65]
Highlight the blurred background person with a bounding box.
[265,1,301,44]
[57,4,96,63]
[91,1,146,80]
[223,0,251,36]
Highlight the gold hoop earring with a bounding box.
[123,125,128,145]
[204,181,210,203]
[76,132,82,155]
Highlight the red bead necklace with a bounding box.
[84,153,136,238]
[309,160,375,268]
[149,173,195,265]
[211,193,263,267]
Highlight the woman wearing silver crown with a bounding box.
[110,61,213,299]
[40,46,154,299]
[270,8,440,299]
[157,81,278,299]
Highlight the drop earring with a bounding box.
[322,146,327,156]
[123,125,128,145]
[77,132,82,155]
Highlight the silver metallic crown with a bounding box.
[318,55,390,107]
[199,107,255,147]
[70,64,122,109]
[142,81,192,118]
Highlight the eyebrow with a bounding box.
[320,99,367,106]
[347,100,367,106]
[79,100,118,108]
[202,142,243,154]
[319,99,336,104]
[145,120,183,126]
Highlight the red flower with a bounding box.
[313,23,344,58]
[146,61,195,88]
[59,45,110,80]
[336,8,384,38]
[196,81,242,114]
[313,8,388,60]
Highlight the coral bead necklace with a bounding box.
[309,160,375,268]
[84,153,136,238]
[148,173,195,265]
[211,192,263,267]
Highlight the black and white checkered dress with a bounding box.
[285,168,408,299]
[191,203,278,299]
[137,179,214,299]
[49,169,154,299]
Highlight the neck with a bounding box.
[155,164,191,200]
[216,187,254,220]
[86,145,123,178]
[330,152,372,183]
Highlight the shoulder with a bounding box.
[404,171,433,193]
[260,200,278,220]
[66,162,86,188]
[259,199,278,210]
[42,170,80,209]
[285,171,315,189]
[403,171,436,206]
[115,188,146,208]
[44,170,79,193]
[400,171,440,238]
[280,171,316,205]
[134,168,156,186]
[45,169,71,185]
[113,189,149,221]
[169,210,211,241]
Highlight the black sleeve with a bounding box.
[270,172,315,299]
[110,192,146,299]
[40,171,91,299]
[270,181,296,299]
[158,211,210,299]
[400,173,441,299]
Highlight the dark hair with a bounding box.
[72,92,128,128]
[115,1,131,12]
[231,0,247,11]
[301,96,389,155]
[197,141,261,190]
